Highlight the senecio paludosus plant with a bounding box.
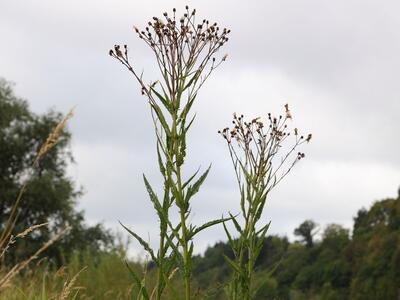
[219,105,312,300]
[110,6,230,300]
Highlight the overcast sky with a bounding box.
[1,0,399,256]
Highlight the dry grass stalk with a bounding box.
[0,226,71,291]
[0,223,48,261]
[34,108,74,167]
[0,108,74,255]
[0,108,74,293]
[16,223,49,239]
[59,266,87,300]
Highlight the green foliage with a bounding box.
[0,78,113,264]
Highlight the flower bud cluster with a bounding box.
[109,6,230,101]
[219,105,312,190]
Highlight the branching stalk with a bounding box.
[219,107,312,299]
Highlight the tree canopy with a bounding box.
[191,190,400,299]
[0,78,113,264]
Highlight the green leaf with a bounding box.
[254,196,267,223]
[179,94,197,123]
[229,212,243,234]
[222,219,236,252]
[185,165,211,202]
[240,184,246,218]
[189,241,194,256]
[143,175,170,228]
[156,143,166,177]
[125,260,149,300]
[151,103,171,136]
[182,168,200,190]
[256,221,271,237]
[150,86,173,114]
[177,131,186,167]
[223,254,242,275]
[119,222,157,263]
[190,216,233,239]
[183,70,200,90]
[184,114,196,133]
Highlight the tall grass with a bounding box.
[1,247,141,299]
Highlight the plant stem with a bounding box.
[172,109,191,300]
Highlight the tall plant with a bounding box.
[219,106,311,299]
[110,6,230,300]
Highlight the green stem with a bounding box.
[172,111,191,300]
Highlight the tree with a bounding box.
[0,78,113,264]
[294,220,319,248]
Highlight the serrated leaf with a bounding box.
[156,143,166,177]
[185,165,211,202]
[189,216,233,239]
[182,168,200,190]
[120,222,157,263]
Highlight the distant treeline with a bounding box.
[191,191,400,300]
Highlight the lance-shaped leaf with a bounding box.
[185,165,211,202]
[150,86,173,114]
[179,94,197,123]
[222,219,238,256]
[229,212,243,235]
[223,254,242,275]
[189,216,234,240]
[150,103,171,137]
[254,221,271,262]
[119,222,157,263]
[184,114,196,134]
[156,143,166,178]
[183,70,201,90]
[177,131,186,167]
[254,194,267,223]
[143,175,170,229]
[182,167,200,190]
[125,260,150,300]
